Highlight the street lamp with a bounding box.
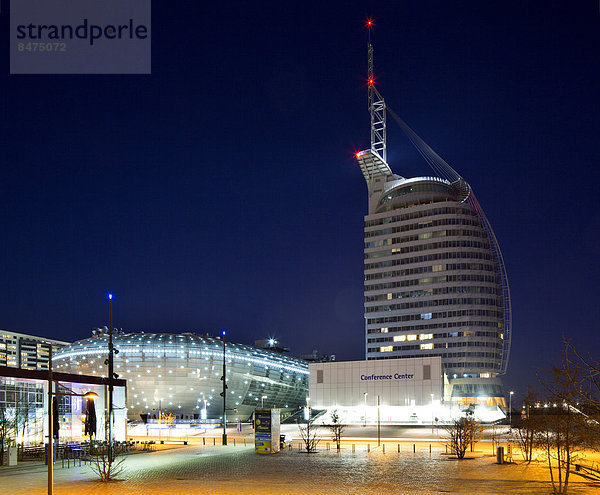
[431,393,435,434]
[261,395,267,408]
[509,391,514,428]
[106,293,118,463]
[220,330,227,446]
[202,399,208,421]
[377,395,381,447]
[47,343,99,495]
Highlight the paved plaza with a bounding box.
[1,439,598,495]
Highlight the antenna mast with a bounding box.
[356,19,393,183]
[367,30,386,162]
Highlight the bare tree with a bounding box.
[445,410,483,459]
[512,389,540,463]
[0,407,13,465]
[537,363,600,494]
[562,338,600,415]
[88,443,126,482]
[328,410,344,451]
[298,415,320,453]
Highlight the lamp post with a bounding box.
[363,392,368,427]
[261,395,267,408]
[431,393,435,434]
[509,391,514,429]
[47,342,99,495]
[221,330,227,446]
[377,395,380,447]
[107,293,115,463]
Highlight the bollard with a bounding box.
[213,438,216,446]
[352,444,355,453]
[429,444,432,454]
[446,444,448,454]
[203,437,205,445]
[327,443,330,451]
[383,444,385,454]
[367,444,370,453]
[413,444,416,453]
[244,439,246,447]
[398,444,400,453]
[234,438,236,446]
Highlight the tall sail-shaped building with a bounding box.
[356,41,511,409]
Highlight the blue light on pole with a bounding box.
[222,330,226,337]
[108,293,113,300]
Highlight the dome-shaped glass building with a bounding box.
[54,331,309,421]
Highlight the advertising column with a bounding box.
[254,408,280,454]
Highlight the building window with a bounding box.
[317,370,324,384]
[380,346,393,353]
[407,335,417,341]
[423,365,431,380]
[393,335,406,342]
[420,343,433,350]
[380,327,388,333]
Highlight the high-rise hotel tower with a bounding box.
[356,41,511,408]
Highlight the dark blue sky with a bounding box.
[1,1,599,400]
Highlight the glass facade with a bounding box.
[54,331,309,422]
[360,173,510,408]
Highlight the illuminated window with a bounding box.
[407,335,417,341]
[380,346,393,352]
[420,343,433,350]
[500,333,504,339]
[419,333,433,340]
[387,293,393,300]
[393,335,406,342]
[380,327,388,333]
[432,264,443,272]
[420,313,432,320]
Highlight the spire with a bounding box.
[368,41,386,163]
[357,20,392,183]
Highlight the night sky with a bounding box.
[1,2,599,401]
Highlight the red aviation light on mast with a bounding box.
[365,17,374,29]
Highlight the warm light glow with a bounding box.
[368,78,374,85]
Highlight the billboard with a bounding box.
[254,408,280,454]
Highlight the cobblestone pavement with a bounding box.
[1,443,597,494]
